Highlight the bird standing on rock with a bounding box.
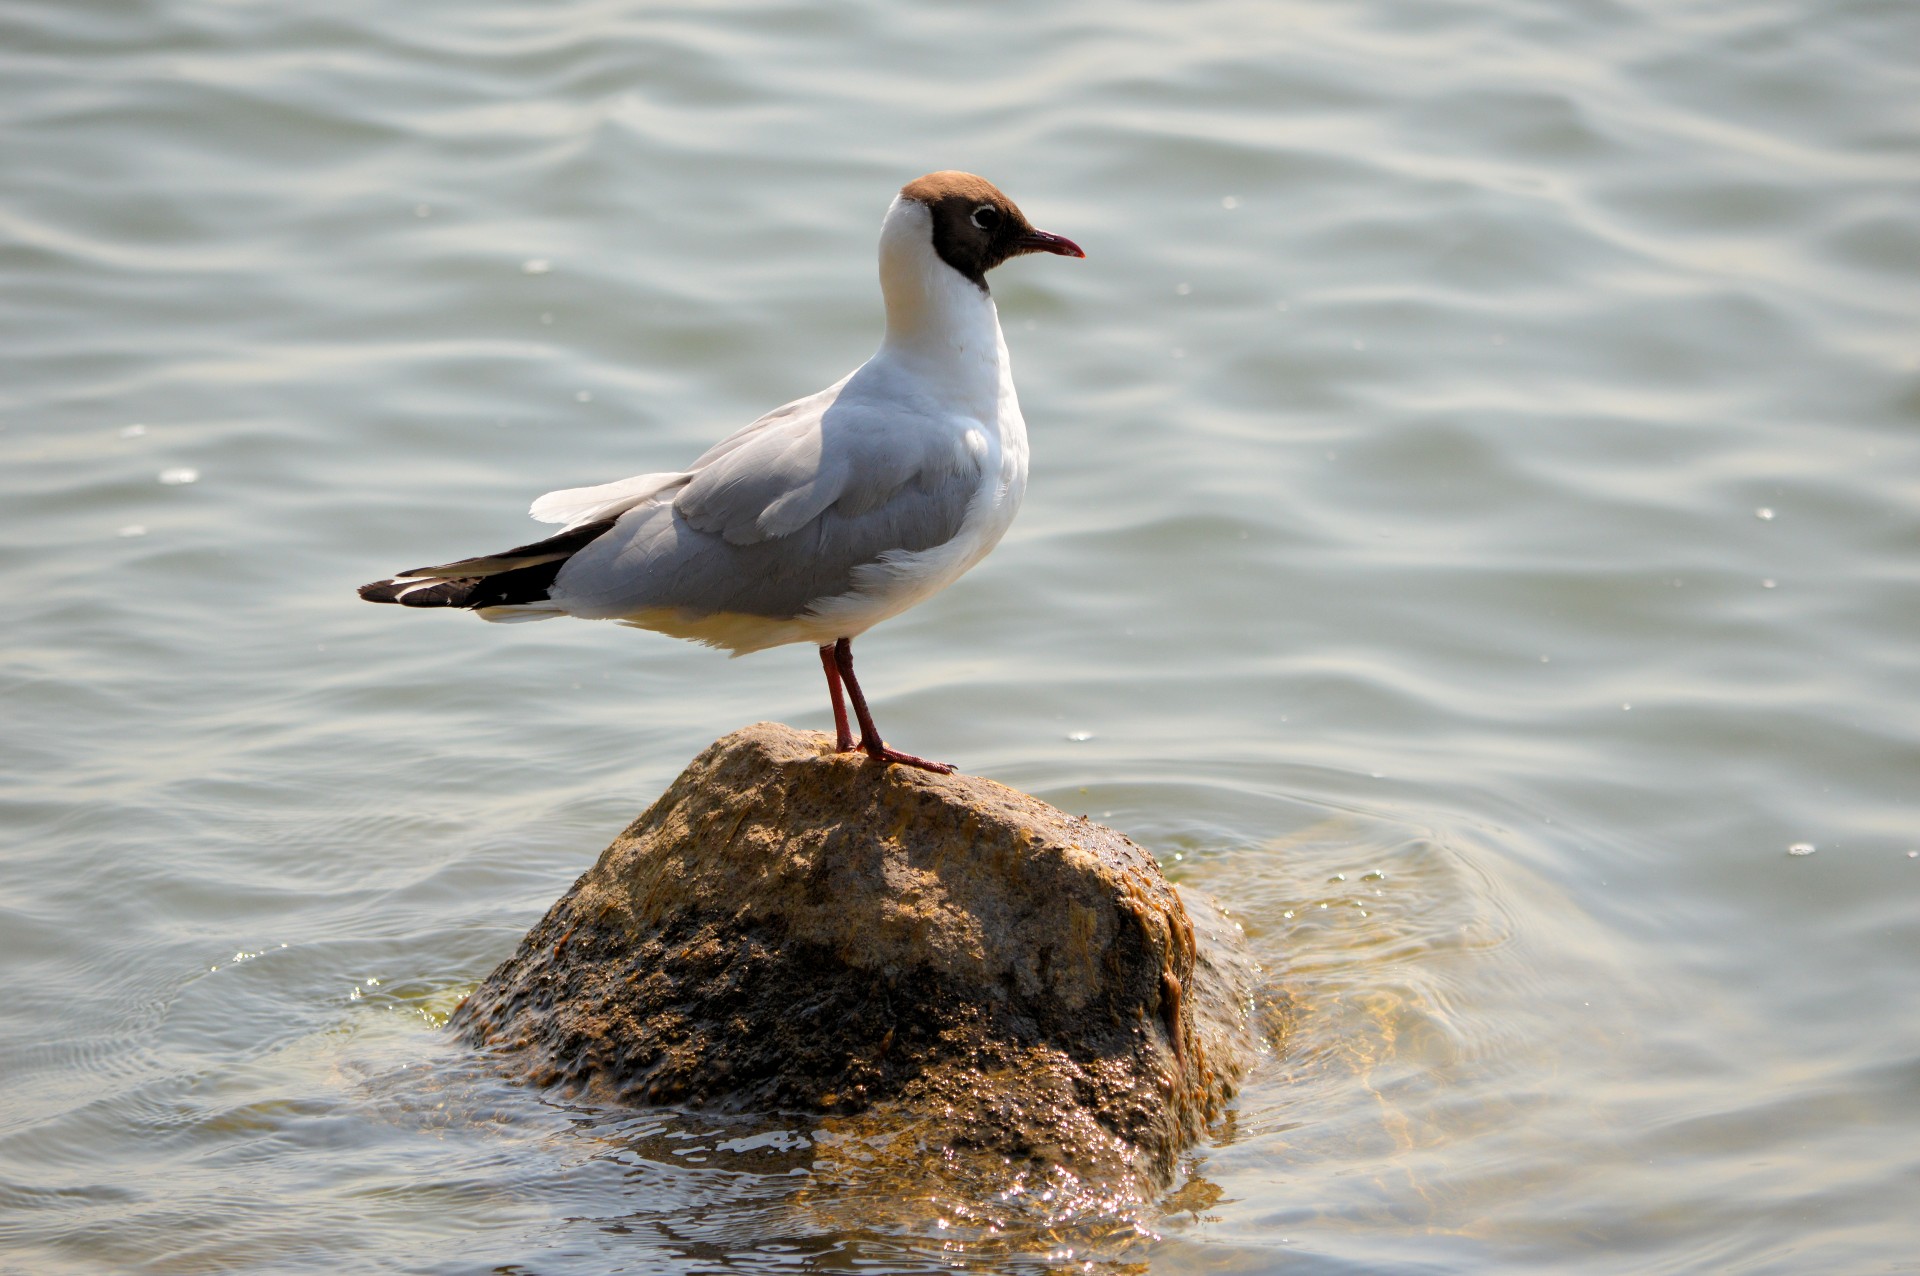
[359,171,1084,773]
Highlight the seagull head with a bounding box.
[897,171,1085,290]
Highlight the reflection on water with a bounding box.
[5,0,1920,1269]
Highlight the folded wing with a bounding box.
[550,383,985,625]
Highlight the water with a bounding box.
[4,0,1917,1270]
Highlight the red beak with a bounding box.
[1016,227,1086,259]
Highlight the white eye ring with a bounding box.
[970,205,1001,231]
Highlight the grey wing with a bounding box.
[526,379,847,529]
[549,388,984,621]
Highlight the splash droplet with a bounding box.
[158,466,199,485]
[1066,730,1093,742]
[120,423,147,438]
[1787,842,1816,857]
[1755,507,1775,521]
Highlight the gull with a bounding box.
[359,171,1083,773]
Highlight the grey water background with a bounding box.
[3,0,1918,1270]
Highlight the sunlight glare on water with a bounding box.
[3,0,1919,1271]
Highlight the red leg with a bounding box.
[818,643,853,752]
[832,637,954,774]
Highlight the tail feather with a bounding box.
[359,515,617,613]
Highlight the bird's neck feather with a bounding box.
[874,197,1004,376]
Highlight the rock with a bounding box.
[452,722,1256,1190]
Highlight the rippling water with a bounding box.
[4,0,1918,1271]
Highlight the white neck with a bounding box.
[874,196,1004,370]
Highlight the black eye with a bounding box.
[970,204,1001,231]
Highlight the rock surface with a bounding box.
[452,722,1256,1188]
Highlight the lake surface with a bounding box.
[4,0,1918,1271]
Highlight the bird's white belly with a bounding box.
[801,464,1023,640]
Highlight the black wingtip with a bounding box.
[359,578,407,604]
[358,516,620,610]
[359,576,483,607]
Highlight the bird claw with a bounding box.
[854,741,955,774]
[823,639,954,773]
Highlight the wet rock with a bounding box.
[452,722,1256,1188]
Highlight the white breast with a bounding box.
[794,329,1028,645]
